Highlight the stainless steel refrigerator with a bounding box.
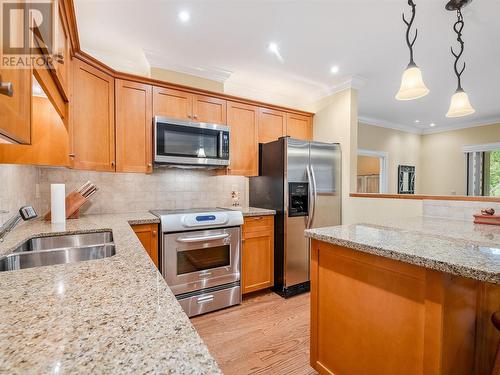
[249,137,341,298]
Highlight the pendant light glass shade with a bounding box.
[446,89,475,118]
[395,65,430,101]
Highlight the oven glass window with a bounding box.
[157,123,218,158]
[177,245,230,275]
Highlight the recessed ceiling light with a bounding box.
[414,120,420,123]
[178,10,190,23]
[430,123,436,127]
[268,42,284,62]
[330,66,339,74]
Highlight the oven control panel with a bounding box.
[154,209,244,232]
[182,213,229,228]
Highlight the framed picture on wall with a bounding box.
[398,165,415,194]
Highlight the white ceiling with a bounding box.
[74,0,500,133]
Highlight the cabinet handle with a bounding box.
[0,81,13,97]
[252,216,264,220]
[69,153,76,158]
[54,53,64,64]
[147,163,152,167]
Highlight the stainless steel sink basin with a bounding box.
[0,244,116,271]
[0,231,115,272]
[13,231,113,252]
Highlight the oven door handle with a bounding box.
[176,233,230,243]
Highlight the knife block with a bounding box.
[43,191,88,221]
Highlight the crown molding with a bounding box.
[421,116,500,134]
[144,50,233,83]
[358,115,423,134]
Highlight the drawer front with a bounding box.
[243,215,274,238]
[177,285,241,317]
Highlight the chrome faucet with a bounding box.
[0,206,38,243]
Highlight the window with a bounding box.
[357,150,388,193]
[464,143,500,197]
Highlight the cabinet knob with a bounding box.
[152,230,157,236]
[147,163,152,167]
[0,81,13,97]
[111,161,115,167]
[188,115,192,119]
[69,153,76,158]
[193,114,198,119]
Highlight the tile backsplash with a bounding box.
[37,167,249,215]
[0,164,38,226]
[423,199,500,221]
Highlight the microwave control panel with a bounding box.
[221,132,230,160]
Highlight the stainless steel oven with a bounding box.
[151,208,243,317]
[163,227,240,295]
[154,116,230,167]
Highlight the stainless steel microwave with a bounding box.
[154,116,230,167]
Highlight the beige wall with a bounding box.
[358,123,421,194]
[313,89,358,224]
[150,67,224,93]
[420,123,500,195]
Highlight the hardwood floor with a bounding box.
[191,291,317,375]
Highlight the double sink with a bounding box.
[0,232,116,272]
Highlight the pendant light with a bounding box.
[446,0,475,118]
[395,0,429,101]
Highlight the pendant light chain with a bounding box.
[451,9,466,91]
[402,0,418,67]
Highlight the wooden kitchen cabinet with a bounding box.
[227,101,258,176]
[286,113,312,141]
[115,79,153,173]
[0,67,32,144]
[242,215,275,294]
[258,108,286,144]
[192,94,226,124]
[53,0,71,99]
[153,86,192,121]
[70,58,115,171]
[132,224,159,268]
[153,86,226,124]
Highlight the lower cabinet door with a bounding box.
[132,224,159,268]
[242,217,274,294]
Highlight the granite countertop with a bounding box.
[0,212,221,374]
[305,216,500,285]
[222,206,276,217]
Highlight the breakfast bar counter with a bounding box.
[305,216,500,375]
[0,213,221,374]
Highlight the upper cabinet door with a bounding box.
[286,113,313,141]
[227,101,258,176]
[115,80,153,173]
[53,0,71,99]
[0,67,32,144]
[258,108,286,144]
[192,94,227,124]
[71,59,115,171]
[153,86,192,121]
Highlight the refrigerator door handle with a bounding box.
[310,165,318,228]
[306,165,315,229]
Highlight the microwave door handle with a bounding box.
[219,131,223,158]
[176,233,230,243]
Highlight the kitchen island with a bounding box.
[305,217,500,375]
[0,213,221,374]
